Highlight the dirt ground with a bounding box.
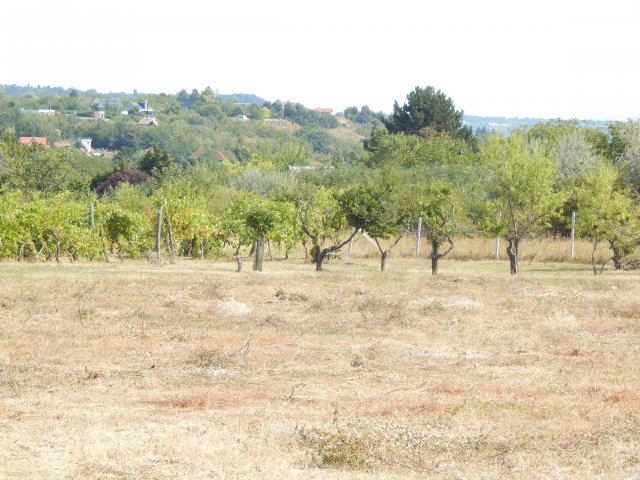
[1,256,639,479]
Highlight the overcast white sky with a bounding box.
[2,0,639,120]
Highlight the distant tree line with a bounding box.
[0,85,639,275]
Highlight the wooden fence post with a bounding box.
[570,211,576,259]
[253,239,265,271]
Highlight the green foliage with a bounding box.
[336,185,388,233]
[361,132,474,169]
[479,132,561,273]
[415,182,462,243]
[139,147,175,177]
[262,101,338,128]
[0,190,102,261]
[245,201,278,239]
[0,136,80,193]
[267,200,304,254]
[296,186,355,269]
[231,168,295,197]
[98,203,150,259]
[298,187,349,240]
[610,121,640,196]
[553,130,600,182]
[343,105,383,126]
[384,85,476,148]
[219,196,258,255]
[574,165,640,270]
[297,128,333,154]
[152,183,220,258]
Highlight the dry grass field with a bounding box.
[1,244,639,479]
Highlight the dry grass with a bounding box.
[347,233,601,265]
[0,253,639,479]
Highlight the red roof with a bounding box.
[216,150,229,163]
[314,108,333,114]
[19,137,47,145]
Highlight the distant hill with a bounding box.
[0,84,142,98]
[464,115,612,135]
[218,93,268,106]
[0,85,269,106]
[0,83,620,134]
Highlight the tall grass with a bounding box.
[343,233,598,264]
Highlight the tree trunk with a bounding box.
[18,243,23,261]
[611,246,623,270]
[253,238,265,271]
[54,234,61,264]
[236,255,243,272]
[380,250,388,271]
[591,242,599,275]
[165,218,174,257]
[506,238,519,274]
[302,241,308,259]
[431,240,439,275]
[315,246,324,271]
[613,256,622,270]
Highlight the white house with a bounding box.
[79,138,92,153]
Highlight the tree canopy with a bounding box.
[383,86,476,148]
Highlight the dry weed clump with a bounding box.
[189,349,232,369]
[356,296,409,325]
[296,418,474,474]
[274,288,309,303]
[153,392,232,410]
[296,425,372,470]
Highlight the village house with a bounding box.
[137,116,158,126]
[19,136,47,146]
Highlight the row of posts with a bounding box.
[486,211,577,260]
[92,204,579,262]
[348,212,578,260]
[491,211,577,260]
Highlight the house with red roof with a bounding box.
[19,137,47,146]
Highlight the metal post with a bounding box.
[89,203,94,230]
[415,215,423,256]
[570,211,576,259]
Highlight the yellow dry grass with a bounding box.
[0,252,639,479]
[348,233,602,265]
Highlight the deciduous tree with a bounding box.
[480,132,560,274]
[574,165,640,273]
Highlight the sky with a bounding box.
[2,0,640,120]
